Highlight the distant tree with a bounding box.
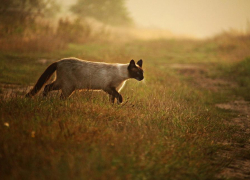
[70,0,133,26]
[0,0,59,34]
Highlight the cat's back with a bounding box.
[57,57,115,70]
[56,58,119,86]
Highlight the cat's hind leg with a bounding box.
[60,85,75,99]
[43,82,61,97]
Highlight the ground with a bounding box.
[1,62,250,179]
[172,63,250,179]
[1,38,250,179]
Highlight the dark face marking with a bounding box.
[128,59,144,81]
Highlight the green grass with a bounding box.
[0,83,227,179]
[210,56,250,101]
[228,57,250,100]
[0,37,250,179]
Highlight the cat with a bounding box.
[26,58,144,104]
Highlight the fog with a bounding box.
[126,0,250,38]
[57,0,250,38]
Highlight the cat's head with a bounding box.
[128,59,144,81]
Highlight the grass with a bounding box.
[1,34,250,179]
[0,84,226,179]
[227,57,250,100]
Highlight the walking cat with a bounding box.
[26,58,144,104]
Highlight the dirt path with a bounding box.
[216,100,250,179]
[171,63,250,179]
[0,83,31,99]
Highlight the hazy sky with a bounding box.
[126,0,250,38]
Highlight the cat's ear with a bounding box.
[137,59,143,67]
[129,59,136,66]
[128,59,136,69]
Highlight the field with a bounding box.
[1,33,250,179]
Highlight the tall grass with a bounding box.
[0,74,229,179]
[1,32,250,179]
[0,18,110,53]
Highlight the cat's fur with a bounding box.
[26,58,144,104]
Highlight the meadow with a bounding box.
[1,32,250,179]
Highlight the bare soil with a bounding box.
[0,83,31,99]
[172,63,250,179]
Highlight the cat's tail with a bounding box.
[26,62,57,97]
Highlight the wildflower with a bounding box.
[4,122,9,127]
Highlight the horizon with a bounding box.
[58,0,250,38]
[126,0,250,38]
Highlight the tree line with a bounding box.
[0,0,133,35]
